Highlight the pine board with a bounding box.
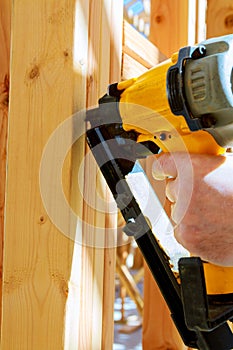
[0,0,11,333]
[1,1,79,348]
[149,0,196,57]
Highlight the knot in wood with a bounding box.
[155,15,162,24]
[225,14,233,29]
[29,65,40,80]
[0,75,9,110]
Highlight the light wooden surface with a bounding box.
[102,2,123,348]
[1,0,122,349]
[0,0,11,333]
[77,1,122,349]
[2,1,232,349]
[149,0,197,57]
[78,1,109,348]
[122,20,165,80]
[206,0,233,38]
[63,0,89,348]
[2,1,77,348]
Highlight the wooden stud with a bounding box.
[63,0,89,348]
[102,2,123,348]
[149,0,197,57]
[76,1,123,349]
[2,1,123,349]
[77,1,106,348]
[1,1,78,348]
[0,0,11,332]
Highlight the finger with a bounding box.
[170,203,180,226]
[170,193,192,226]
[166,178,178,203]
[152,154,177,180]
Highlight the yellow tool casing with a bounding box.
[116,52,233,296]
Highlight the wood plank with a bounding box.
[77,0,107,346]
[2,0,122,349]
[101,2,123,349]
[206,0,233,38]
[0,0,11,332]
[123,20,166,69]
[122,20,166,80]
[149,0,197,57]
[1,1,77,348]
[90,0,110,343]
[63,0,89,348]
[122,52,149,80]
[78,1,122,349]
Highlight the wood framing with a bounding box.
[2,1,233,349]
[1,1,78,348]
[1,1,122,349]
[76,1,123,349]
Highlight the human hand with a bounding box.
[152,152,233,266]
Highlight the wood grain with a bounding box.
[149,0,196,57]
[0,0,11,333]
[77,0,108,347]
[1,1,77,348]
[206,0,233,38]
[77,1,122,349]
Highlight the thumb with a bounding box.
[152,153,178,180]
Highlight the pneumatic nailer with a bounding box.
[86,34,233,349]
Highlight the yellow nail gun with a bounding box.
[86,34,233,349]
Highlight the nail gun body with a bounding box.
[86,34,233,349]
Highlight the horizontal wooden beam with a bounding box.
[122,20,165,79]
